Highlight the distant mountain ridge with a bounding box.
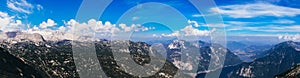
[0,39,192,78]
[197,41,300,78]
[155,39,242,76]
[0,31,99,42]
[1,31,45,42]
[227,41,272,62]
[2,30,300,78]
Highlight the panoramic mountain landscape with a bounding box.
[0,31,299,78]
[0,0,300,78]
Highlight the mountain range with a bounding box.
[0,31,299,78]
[197,41,300,78]
[0,31,197,78]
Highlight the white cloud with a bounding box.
[186,20,228,28]
[153,20,215,38]
[227,21,251,25]
[273,19,295,24]
[58,26,66,31]
[262,25,300,32]
[39,19,57,28]
[119,23,137,32]
[119,23,154,32]
[205,23,229,27]
[192,14,216,18]
[154,25,212,38]
[211,3,300,18]
[192,14,203,17]
[32,26,39,30]
[65,19,78,26]
[152,34,160,38]
[187,20,200,27]
[224,19,297,32]
[255,0,282,3]
[6,0,44,14]
[161,31,180,37]
[0,11,23,31]
[7,0,34,14]
[36,4,43,11]
[132,16,139,21]
[227,25,300,33]
[29,19,155,41]
[181,25,211,36]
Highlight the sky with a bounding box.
[0,0,300,42]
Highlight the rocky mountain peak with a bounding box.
[5,31,45,43]
[168,40,186,50]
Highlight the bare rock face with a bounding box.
[15,33,45,42]
[0,40,192,78]
[0,47,48,78]
[5,31,45,42]
[5,31,18,38]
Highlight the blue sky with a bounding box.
[0,0,300,41]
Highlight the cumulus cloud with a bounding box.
[0,11,23,31]
[119,23,154,32]
[65,19,120,39]
[161,31,180,37]
[119,24,138,32]
[187,20,200,27]
[154,26,212,38]
[186,20,228,28]
[27,19,155,41]
[26,19,101,41]
[180,25,211,36]
[39,19,57,29]
[32,26,39,30]
[211,3,300,18]
[57,26,66,31]
[153,20,213,38]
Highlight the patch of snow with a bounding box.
[239,66,254,77]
